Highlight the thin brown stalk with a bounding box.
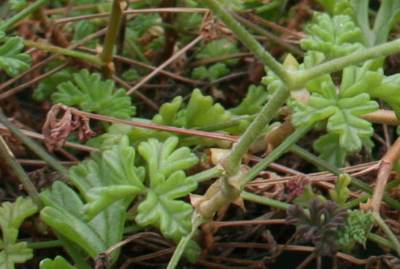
[0,123,97,153]
[127,35,203,95]
[369,137,400,212]
[68,106,239,142]
[112,75,159,111]
[211,219,285,228]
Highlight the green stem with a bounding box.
[296,38,400,87]
[241,191,290,210]
[100,0,125,70]
[0,109,68,177]
[240,125,312,185]
[24,40,103,66]
[201,0,289,83]
[224,86,290,176]
[0,0,49,32]
[367,233,395,250]
[27,240,62,249]
[166,215,203,269]
[0,136,43,207]
[188,166,224,183]
[289,144,400,210]
[372,212,400,256]
[344,195,369,209]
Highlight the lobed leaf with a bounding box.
[0,34,31,77]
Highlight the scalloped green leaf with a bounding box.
[301,12,363,60]
[230,85,269,115]
[195,38,239,66]
[0,35,31,77]
[135,137,198,242]
[314,133,347,167]
[52,69,135,119]
[40,256,76,269]
[0,241,33,269]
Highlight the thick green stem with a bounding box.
[100,0,125,73]
[24,40,103,66]
[201,0,289,83]
[188,166,224,183]
[296,38,400,87]
[290,144,400,210]
[0,136,42,207]
[27,240,62,249]
[0,109,68,177]
[0,0,49,32]
[372,212,400,256]
[223,86,290,176]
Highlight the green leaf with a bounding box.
[0,197,37,244]
[9,0,28,11]
[40,181,125,259]
[301,12,363,60]
[40,256,77,269]
[329,174,351,205]
[230,85,269,115]
[135,137,198,242]
[192,63,230,80]
[0,241,33,269]
[52,69,135,119]
[351,0,400,46]
[314,133,347,167]
[33,67,76,102]
[337,210,373,252]
[0,34,31,77]
[195,38,239,66]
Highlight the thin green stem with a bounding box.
[367,233,395,250]
[241,191,290,210]
[223,86,290,176]
[27,240,62,249]
[188,166,224,183]
[290,144,400,210]
[166,215,203,269]
[240,125,312,185]
[372,212,400,256]
[0,109,68,177]
[0,136,43,207]
[201,0,289,83]
[296,38,400,87]
[24,40,103,66]
[101,0,125,72]
[0,0,49,32]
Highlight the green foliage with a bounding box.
[0,197,38,269]
[40,181,125,260]
[293,184,325,207]
[191,63,230,81]
[350,0,400,46]
[329,174,351,205]
[72,21,98,48]
[301,12,363,60]
[9,0,27,11]
[33,67,76,102]
[52,69,135,119]
[40,256,77,269]
[136,137,199,242]
[0,32,31,77]
[230,85,269,115]
[337,210,373,252]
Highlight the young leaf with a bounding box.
[0,197,37,244]
[337,210,373,252]
[52,69,135,119]
[195,38,239,66]
[230,85,270,115]
[0,241,33,269]
[314,133,347,167]
[301,12,363,60]
[329,174,351,205]
[0,33,31,77]
[136,137,198,242]
[40,256,77,269]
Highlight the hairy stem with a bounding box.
[0,0,49,32]
[372,212,400,256]
[201,0,289,83]
[296,38,400,86]
[0,136,42,207]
